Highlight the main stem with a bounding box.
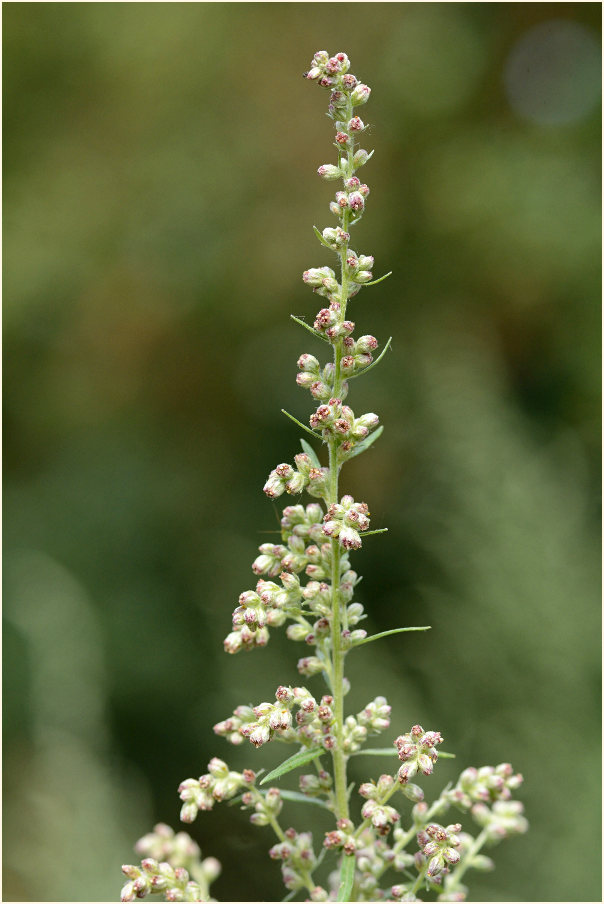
[328,98,355,822]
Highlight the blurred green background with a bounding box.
[3,3,601,902]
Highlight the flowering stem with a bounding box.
[328,447,349,821]
[410,862,429,896]
[327,92,356,824]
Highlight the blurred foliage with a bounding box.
[3,4,601,902]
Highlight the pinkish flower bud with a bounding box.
[348,116,365,132]
[348,192,365,211]
[356,334,378,353]
[359,183,370,197]
[339,525,362,550]
[354,269,373,283]
[335,131,350,145]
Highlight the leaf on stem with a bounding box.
[281,409,321,439]
[347,337,393,381]
[359,528,388,538]
[259,746,324,785]
[352,626,431,648]
[313,225,335,250]
[362,271,392,287]
[300,438,321,469]
[343,426,384,460]
[291,315,330,343]
[337,853,356,903]
[276,789,331,809]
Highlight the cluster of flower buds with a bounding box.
[310,397,379,446]
[281,502,325,542]
[178,758,255,822]
[339,696,392,753]
[323,494,371,550]
[215,685,339,750]
[340,332,378,376]
[324,817,358,855]
[304,51,370,104]
[358,774,400,834]
[263,453,315,498]
[134,824,220,883]
[395,725,444,784]
[331,182,370,219]
[120,860,202,903]
[416,822,462,878]
[471,800,529,841]
[312,301,355,341]
[269,828,318,891]
[355,829,397,899]
[225,569,306,654]
[296,354,345,402]
[446,764,524,811]
[299,769,333,799]
[241,787,283,827]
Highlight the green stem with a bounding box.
[410,863,429,896]
[373,793,449,884]
[267,809,318,897]
[445,827,489,892]
[328,96,356,824]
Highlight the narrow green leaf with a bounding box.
[362,271,392,288]
[349,747,399,757]
[281,409,320,439]
[359,528,388,538]
[337,854,356,902]
[313,225,334,249]
[343,426,384,460]
[259,746,323,785]
[352,626,431,648]
[291,315,330,344]
[347,337,392,381]
[300,438,321,469]
[438,751,456,759]
[281,890,296,902]
[276,789,331,809]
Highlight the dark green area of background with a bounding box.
[3,3,601,902]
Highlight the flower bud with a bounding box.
[317,164,341,180]
[351,83,371,105]
[348,116,365,132]
[335,131,350,145]
[353,148,371,167]
[356,334,378,353]
[348,192,365,212]
[354,270,373,283]
[298,353,320,373]
[401,782,425,803]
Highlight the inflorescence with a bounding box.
[119,50,527,904]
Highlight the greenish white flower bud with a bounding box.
[353,148,371,167]
[351,83,371,105]
[317,164,341,180]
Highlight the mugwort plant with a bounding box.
[120,51,527,903]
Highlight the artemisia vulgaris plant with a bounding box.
[120,51,527,904]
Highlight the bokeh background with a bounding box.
[3,3,601,902]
